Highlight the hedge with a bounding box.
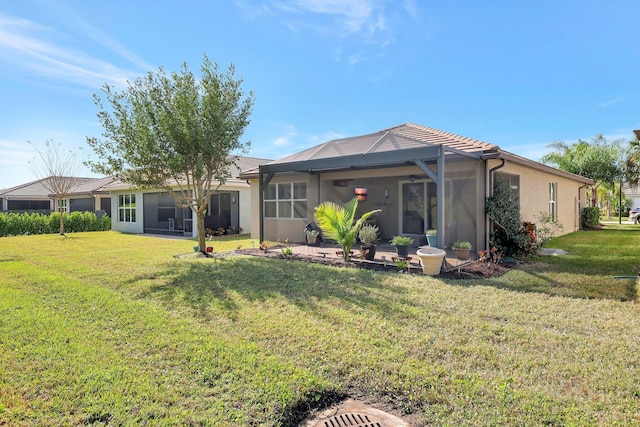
[0,211,111,237]
[581,206,600,229]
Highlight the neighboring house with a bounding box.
[60,176,117,217]
[239,123,594,251]
[105,156,272,237]
[0,176,115,214]
[622,184,640,212]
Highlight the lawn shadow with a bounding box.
[139,254,425,324]
[443,265,638,302]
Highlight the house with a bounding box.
[105,156,272,236]
[239,123,594,251]
[0,176,115,214]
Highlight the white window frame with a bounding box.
[57,199,67,213]
[118,193,137,223]
[264,182,307,219]
[549,182,557,221]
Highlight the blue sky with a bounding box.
[1,0,639,189]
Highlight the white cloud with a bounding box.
[599,96,625,108]
[276,0,374,33]
[0,12,144,89]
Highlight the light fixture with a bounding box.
[384,188,389,199]
[232,196,237,204]
[354,187,367,202]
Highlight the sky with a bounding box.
[1,0,639,189]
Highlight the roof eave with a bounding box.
[499,151,595,185]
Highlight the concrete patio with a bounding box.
[276,242,474,273]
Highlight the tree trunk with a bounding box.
[196,209,206,254]
[58,197,65,235]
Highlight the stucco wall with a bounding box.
[494,160,588,234]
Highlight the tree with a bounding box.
[541,135,625,206]
[29,140,82,235]
[625,137,640,188]
[485,179,536,261]
[314,197,380,262]
[86,56,254,253]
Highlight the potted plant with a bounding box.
[452,240,472,260]
[391,235,414,258]
[305,228,320,245]
[426,229,437,247]
[358,223,379,261]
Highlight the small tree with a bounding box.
[86,56,253,253]
[541,135,625,207]
[314,197,380,262]
[485,179,536,261]
[29,140,82,235]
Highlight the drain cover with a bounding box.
[301,398,409,427]
[316,412,382,427]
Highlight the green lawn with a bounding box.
[1,228,639,426]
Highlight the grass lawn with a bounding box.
[1,227,639,425]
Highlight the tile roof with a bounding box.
[238,122,594,184]
[268,123,497,165]
[67,176,118,194]
[104,155,272,191]
[0,177,98,197]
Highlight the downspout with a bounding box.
[489,158,506,194]
[578,183,588,229]
[258,166,264,243]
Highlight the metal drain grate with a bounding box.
[317,412,382,427]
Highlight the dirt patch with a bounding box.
[236,248,514,279]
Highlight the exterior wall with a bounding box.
[109,183,251,235]
[110,190,144,234]
[494,160,587,234]
[248,178,261,240]
[238,187,253,235]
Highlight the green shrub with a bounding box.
[0,211,111,237]
[391,235,414,246]
[486,180,536,261]
[582,206,600,229]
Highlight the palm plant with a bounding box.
[314,197,380,261]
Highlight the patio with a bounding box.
[277,242,474,273]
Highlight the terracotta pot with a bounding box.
[454,248,471,260]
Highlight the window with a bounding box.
[549,182,557,221]
[57,199,67,213]
[264,182,307,219]
[118,193,137,223]
[495,172,520,204]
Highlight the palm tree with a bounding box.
[314,197,380,262]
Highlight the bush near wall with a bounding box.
[581,206,600,229]
[0,211,111,237]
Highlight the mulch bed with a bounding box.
[235,248,514,279]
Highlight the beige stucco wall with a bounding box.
[492,160,588,235]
